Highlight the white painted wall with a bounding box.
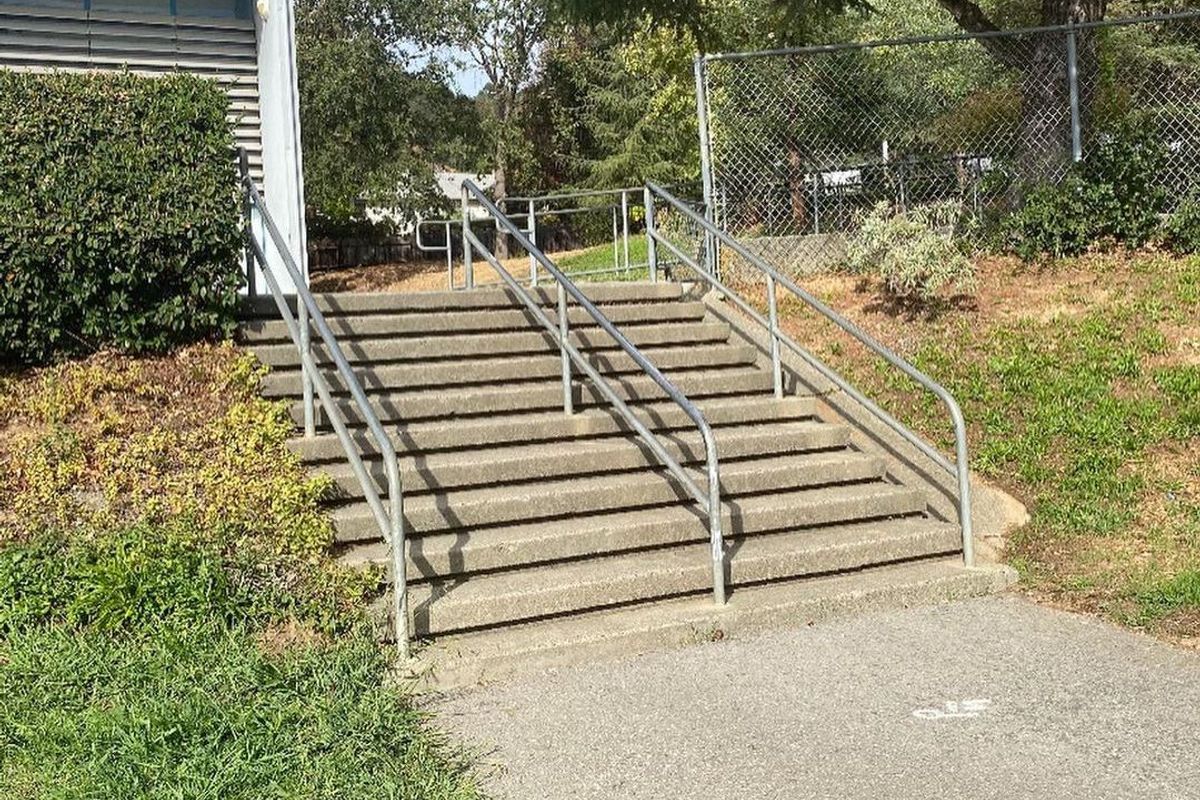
[252,0,308,294]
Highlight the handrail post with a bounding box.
[766,273,783,398]
[611,205,619,271]
[558,281,573,414]
[528,199,538,287]
[461,185,474,289]
[644,187,659,283]
[300,299,315,437]
[444,221,454,290]
[621,190,630,274]
[704,431,726,605]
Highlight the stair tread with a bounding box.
[291,396,818,461]
[330,450,890,538]
[338,481,929,565]
[413,516,956,610]
[411,560,1015,689]
[319,419,847,481]
[261,343,759,396]
[248,321,732,367]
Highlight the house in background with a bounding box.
[0,0,307,291]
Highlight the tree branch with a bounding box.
[934,0,1024,69]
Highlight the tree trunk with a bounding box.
[785,141,810,230]
[493,152,508,259]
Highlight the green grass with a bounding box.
[803,254,1200,633]
[554,234,651,278]
[0,349,481,799]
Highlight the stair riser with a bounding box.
[333,455,888,542]
[326,425,851,499]
[249,322,733,369]
[291,398,817,464]
[409,526,959,635]
[240,282,684,319]
[298,371,778,426]
[355,488,930,577]
[262,345,758,398]
[240,302,706,344]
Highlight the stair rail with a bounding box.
[460,180,728,605]
[643,181,975,566]
[237,150,410,657]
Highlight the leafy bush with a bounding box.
[1162,186,1200,255]
[845,201,976,301]
[0,71,243,366]
[1005,115,1168,260]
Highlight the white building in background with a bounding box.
[0,0,307,291]
[365,168,497,230]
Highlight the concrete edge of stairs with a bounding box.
[400,559,1018,693]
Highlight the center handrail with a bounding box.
[644,181,975,566]
[237,151,409,657]
[460,180,728,605]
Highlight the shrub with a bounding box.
[845,201,976,301]
[1162,186,1200,255]
[1005,114,1168,260]
[0,71,244,366]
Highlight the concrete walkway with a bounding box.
[434,596,1200,799]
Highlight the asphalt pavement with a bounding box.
[434,595,1200,799]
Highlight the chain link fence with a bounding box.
[697,11,1200,275]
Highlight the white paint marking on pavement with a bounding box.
[912,699,992,720]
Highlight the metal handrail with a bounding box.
[461,180,728,604]
[236,151,410,657]
[644,181,975,566]
[414,219,455,289]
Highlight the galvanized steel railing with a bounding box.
[644,181,975,566]
[237,151,411,657]
[461,180,728,604]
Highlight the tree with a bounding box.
[934,0,1109,179]
[423,0,550,257]
[296,0,486,229]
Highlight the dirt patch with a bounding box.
[309,246,597,295]
[256,617,330,657]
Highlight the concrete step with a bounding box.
[341,482,932,577]
[330,451,892,542]
[262,343,759,398]
[240,300,707,344]
[290,396,818,463]
[248,321,732,369]
[240,281,683,319]
[298,367,779,426]
[407,517,961,635]
[410,559,1018,690]
[323,420,851,499]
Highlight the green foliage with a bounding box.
[296,0,486,224]
[1005,115,1168,260]
[1162,186,1200,255]
[1135,570,1200,622]
[0,345,482,798]
[0,71,242,366]
[0,596,481,799]
[845,201,976,300]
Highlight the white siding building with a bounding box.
[0,0,307,290]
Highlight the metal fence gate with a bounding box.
[695,10,1200,274]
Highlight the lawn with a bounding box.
[764,252,1200,643]
[0,347,482,799]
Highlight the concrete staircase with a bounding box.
[240,282,1012,688]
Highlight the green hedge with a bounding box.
[0,70,243,365]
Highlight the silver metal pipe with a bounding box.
[644,187,659,283]
[1066,24,1083,163]
[529,199,538,287]
[461,186,474,289]
[461,184,727,604]
[766,273,783,398]
[693,55,717,276]
[647,182,974,564]
[558,281,573,415]
[239,160,410,655]
[299,298,315,437]
[621,190,630,273]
